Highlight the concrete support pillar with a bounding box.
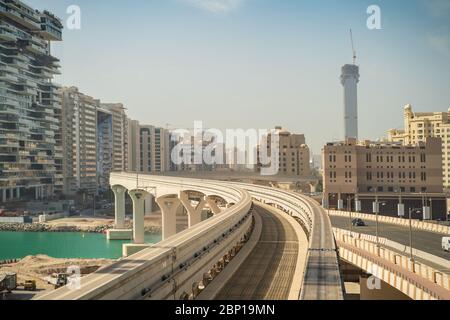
[322,194,329,209]
[144,193,153,216]
[35,187,39,200]
[1,189,5,202]
[355,195,361,212]
[422,206,431,220]
[112,185,127,229]
[128,190,146,245]
[337,199,344,210]
[156,196,181,240]
[179,192,207,227]
[373,201,380,214]
[16,187,20,200]
[205,196,222,215]
[398,203,405,217]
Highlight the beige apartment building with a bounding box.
[389,104,450,188]
[139,125,170,173]
[126,120,171,174]
[126,118,140,172]
[61,87,129,195]
[322,137,445,219]
[61,87,99,195]
[258,127,311,177]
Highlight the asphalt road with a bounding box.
[330,216,450,261]
[215,205,299,300]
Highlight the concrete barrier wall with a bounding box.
[38,212,67,223]
[0,216,32,224]
[333,228,450,269]
[334,228,450,300]
[329,210,450,235]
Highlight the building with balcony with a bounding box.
[257,127,311,177]
[389,104,450,189]
[126,118,140,172]
[61,87,128,196]
[61,87,99,196]
[97,107,113,192]
[101,103,127,172]
[0,0,63,202]
[139,125,170,173]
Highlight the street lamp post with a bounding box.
[409,207,414,262]
[375,199,379,250]
[370,187,387,252]
[408,207,422,262]
[445,188,449,222]
[347,195,353,232]
[370,188,380,249]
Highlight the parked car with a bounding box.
[442,237,450,252]
[352,218,366,227]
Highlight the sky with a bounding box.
[26,0,450,154]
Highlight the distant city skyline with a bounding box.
[27,0,450,154]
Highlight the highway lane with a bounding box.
[330,216,450,261]
[215,205,299,300]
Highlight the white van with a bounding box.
[443,237,450,252]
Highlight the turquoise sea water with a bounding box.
[0,232,162,260]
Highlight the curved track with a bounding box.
[215,204,299,300]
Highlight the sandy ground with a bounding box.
[0,255,114,295]
[44,214,163,230]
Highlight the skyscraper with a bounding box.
[101,103,127,172]
[61,87,100,195]
[0,0,63,202]
[139,125,170,173]
[61,87,128,195]
[126,118,140,172]
[341,64,360,140]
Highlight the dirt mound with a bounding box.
[0,255,114,292]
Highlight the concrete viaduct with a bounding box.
[36,173,449,300]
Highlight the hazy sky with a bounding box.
[27,0,450,154]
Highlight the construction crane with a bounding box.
[350,29,357,65]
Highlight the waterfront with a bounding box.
[0,231,162,260]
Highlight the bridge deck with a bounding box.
[301,202,344,300]
[330,216,450,274]
[215,204,298,300]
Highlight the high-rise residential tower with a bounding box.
[61,87,99,195]
[101,103,127,172]
[139,125,170,173]
[61,87,128,195]
[0,0,63,202]
[126,118,140,172]
[341,64,360,140]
